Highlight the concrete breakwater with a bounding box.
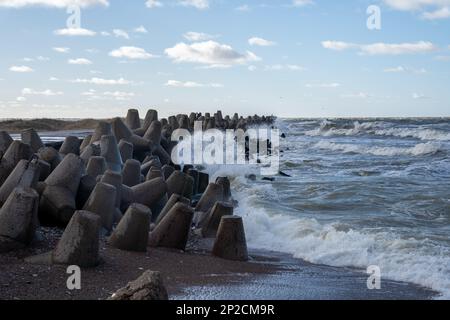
[0,109,275,300]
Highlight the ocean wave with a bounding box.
[313,140,442,156]
[304,120,450,141]
[231,180,450,299]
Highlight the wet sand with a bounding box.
[0,227,436,300]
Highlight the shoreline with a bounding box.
[0,226,437,300]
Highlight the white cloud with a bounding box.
[383,66,406,72]
[236,4,250,11]
[383,66,427,73]
[53,47,70,53]
[145,0,163,8]
[72,77,131,85]
[68,58,93,65]
[179,0,209,9]
[248,65,257,71]
[9,65,34,72]
[306,83,341,88]
[49,76,59,81]
[412,93,430,99]
[248,37,276,46]
[109,46,156,59]
[165,80,223,88]
[54,28,96,36]
[101,31,111,36]
[134,26,148,33]
[341,92,370,99]
[22,88,63,96]
[81,89,96,96]
[113,29,130,39]
[265,64,305,71]
[293,0,314,7]
[383,0,450,11]
[165,41,261,66]
[422,6,450,19]
[16,96,26,102]
[0,0,109,8]
[103,91,135,100]
[322,40,436,55]
[183,31,217,42]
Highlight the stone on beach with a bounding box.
[131,177,167,209]
[212,216,248,261]
[39,153,84,225]
[125,109,141,130]
[109,203,151,252]
[201,201,234,238]
[52,210,101,267]
[59,136,80,156]
[21,128,44,153]
[155,193,190,225]
[109,270,168,300]
[0,187,39,253]
[195,183,224,213]
[148,202,193,251]
[0,131,13,154]
[0,159,40,206]
[83,182,117,232]
[100,135,123,173]
[86,156,107,178]
[122,159,141,187]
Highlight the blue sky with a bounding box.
[0,0,449,119]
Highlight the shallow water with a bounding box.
[208,118,450,299]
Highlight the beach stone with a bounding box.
[86,156,107,178]
[118,139,133,163]
[109,203,151,252]
[216,177,232,201]
[83,182,117,232]
[52,210,101,268]
[0,187,39,253]
[37,146,62,172]
[155,193,190,225]
[90,121,112,144]
[100,135,123,172]
[212,216,248,261]
[132,177,167,209]
[201,201,234,238]
[80,144,101,164]
[0,131,13,154]
[76,174,96,209]
[195,183,224,213]
[134,109,158,136]
[166,171,194,199]
[148,202,193,250]
[21,128,44,152]
[109,270,168,300]
[0,141,33,186]
[122,159,141,187]
[39,154,84,225]
[59,136,80,156]
[79,134,92,153]
[197,172,209,194]
[126,109,141,130]
[0,159,40,206]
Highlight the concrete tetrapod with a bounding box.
[86,156,107,178]
[201,201,234,238]
[59,136,80,156]
[155,193,190,225]
[212,216,248,261]
[148,202,193,251]
[108,203,151,252]
[125,109,141,130]
[100,135,123,173]
[111,117,151,152]
[52,210,101,267]
[83,182,117,232]
[21,128,44,153]
[0,141,33,186]
[39,153,84,225]
[122,159,142,187]
[195,183,224,213]
[0,159,40,206]
[0,131,13,154]
[0,187,39,253]
[131,177,167,209]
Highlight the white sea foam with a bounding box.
[229,177,450,299]
[305,121,450,141]
[314,140,442,156]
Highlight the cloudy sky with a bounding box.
[0,0,449,118]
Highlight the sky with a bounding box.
[0,0,449,119]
